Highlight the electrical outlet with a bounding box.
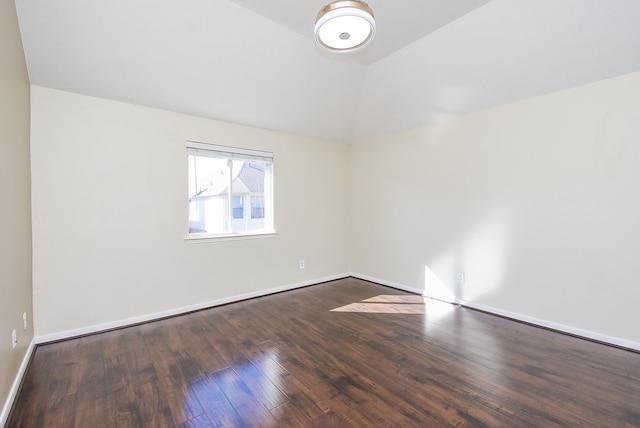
[299,260,305,269]
[12,329,17,349]
[23,312,27,330]
[456,272,465,284]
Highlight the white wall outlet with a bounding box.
[23,312,27,330]
[12,329,17,349]
[456,272,465,284]
[299,260,305,269]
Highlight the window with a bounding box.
[187,142,274,237]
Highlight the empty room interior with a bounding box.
[2,0,640,426]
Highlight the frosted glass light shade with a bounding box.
[314,1,376,52]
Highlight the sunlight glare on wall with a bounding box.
[424,263,455,303]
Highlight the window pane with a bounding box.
[232,161,266,230]
[232,196,244,219]
[187,155,231,234]
[251,196,265,219]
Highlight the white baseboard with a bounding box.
[459,300,640,352]
[350,272,428,296]
[36,273,350,344]
[1,338,36,427]
[350,272,640,353]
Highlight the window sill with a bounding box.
[184,230,277,244]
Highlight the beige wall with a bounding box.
[350,71,640,347]
[30,71,640,349]
[0,0,34,421]
[30,86,350,337]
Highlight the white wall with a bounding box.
[350,71,640,347]
[0,0,34,422]
[31,86,350,337]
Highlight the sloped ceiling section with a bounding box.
[15,0,640,144]
[15,0,367,143]
[353,0,640,142]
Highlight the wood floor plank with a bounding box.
[134,380,175,428]
[210,367,277,426]
[155,374,204,426]
[231,358,290,411]
[70,336,110,427]
[8,278,640,427]
[247,340,291,393]
[181,413,214,428]
[189,374,244,428]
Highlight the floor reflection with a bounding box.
[185,345,289,426]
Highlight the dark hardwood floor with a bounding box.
[8,278,640,427]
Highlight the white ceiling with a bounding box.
[14,0,640,143]
[229,0,490,65]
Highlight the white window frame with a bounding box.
[185,141,275,242]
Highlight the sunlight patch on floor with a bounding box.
[332,294,431,314]
[331,294,458,319]
[362,295,426,304]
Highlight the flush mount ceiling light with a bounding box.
[314,1,376,53]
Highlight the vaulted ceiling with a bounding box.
[14,0,640,143]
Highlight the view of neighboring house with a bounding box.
[188,160,267,234]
